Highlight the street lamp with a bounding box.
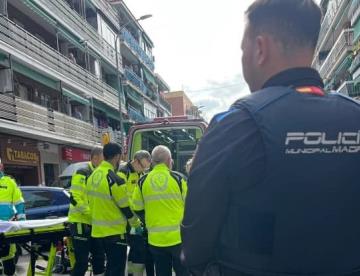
[112,11,152,147]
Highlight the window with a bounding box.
[54,190,70,205]
[23,190,53,209]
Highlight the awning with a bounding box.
[125,85,143,107]
[24,0,85,51]
[93,98,121,121]
[334,55,352,76]
[62,88,89,105]
[12,61,59,90]
[142,67,157,88]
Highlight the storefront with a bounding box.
[0,136,41,185]
[60,146,91,172]
[38,142,60,186]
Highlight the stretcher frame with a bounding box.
[0,221,75,276]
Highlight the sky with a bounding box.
[125,0,320,121]
[124,0,254,121]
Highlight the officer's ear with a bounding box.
[254,34,270,66]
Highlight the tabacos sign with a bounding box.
[5,147,40,164]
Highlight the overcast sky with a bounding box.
[125,0,321,121]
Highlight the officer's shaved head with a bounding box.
[152,146,172,168]
[245,0,321,51]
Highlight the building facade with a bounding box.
[164,91,202,119]
[313,0,360,100]
[0,0,171,185]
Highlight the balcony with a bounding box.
[319,29,354,80]
[349,54,360,74]
[349,0,360,25]
[337,81,360,97]
[315,0,350,55]
[10,97,101,145]
[33,0,121,69]
[0,16,121,113]
[128,105,146,123]
[121,28,154,71]
[159,96,171,112]
[124,69,146,94]
[90,0,119,29]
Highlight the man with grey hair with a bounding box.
[117,150,153,276]
[132,145,188,276]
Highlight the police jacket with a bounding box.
[181,68,360,275]
[68,162,94,225]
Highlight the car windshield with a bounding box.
[130,126,203,174]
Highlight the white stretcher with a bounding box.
[0,218,72,276]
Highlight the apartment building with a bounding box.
[0,0,171,185]
[164,91,202,119]
[312,0,360,100]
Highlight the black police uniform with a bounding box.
[181,68,360,276]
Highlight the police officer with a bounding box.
[87,143,140,276]
[117,150,153,276]
[181,0,360,275]
[0,159,25,276]
[68,147,105,276]
[132,145,188,276]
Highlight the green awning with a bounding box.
[125,85,143,107]
[24,0,85,51]
[142,68,157,88]
[12,61,59,90]
[62,88,89,105]
[23,0,57,26]
[334,55,352,76]
[0,51,10,68]
[93,98,121,121]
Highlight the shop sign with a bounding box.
[62,147,90,162]
[4,147,39,165]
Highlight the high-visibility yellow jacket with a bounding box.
[117,162,141,208]
[87,160,139,238]
[68,162,94,225]
[132,163,187,247]
[0,175,25,221]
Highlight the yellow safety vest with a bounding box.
[68,162,94,225]
[132,163,187,247]
[87,160,131,238]
[117,162,141,207]
[0,176,25,221]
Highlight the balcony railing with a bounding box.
[337,81,360,97]
[124,69,146,94]
[14,97,101,144]
[0,16,121,113]
[349,0,360,25]
[316,0,350,53]
[33,0,121,69]
[159,96,171,112]
[128,105,146,122]
[319,29,354,79]
[349,54,360,74]
[121,28,155,71]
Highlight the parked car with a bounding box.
[20,186,70,220]
[58,161,89,189]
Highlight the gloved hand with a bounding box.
[130,226,144,236]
